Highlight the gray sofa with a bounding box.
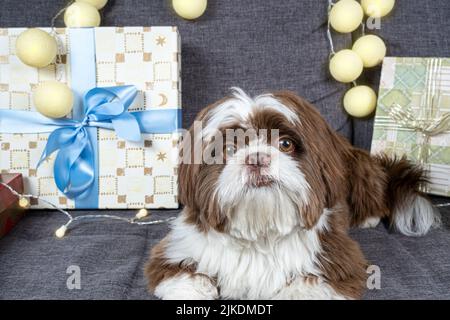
[0,0,449,299]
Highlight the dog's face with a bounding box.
[179,89,348,240]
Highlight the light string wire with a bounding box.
[49,0,75,81]
[0,181,176,238]
[51,0,74,30]
[326,0,336,57]
[326,0,353,132]
[435,203,450,208]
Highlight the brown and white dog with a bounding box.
[145,88,440,300]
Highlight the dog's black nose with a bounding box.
[245,152,271,167]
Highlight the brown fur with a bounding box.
[275,91,430,231]
[146,90,432,299]
[345,149,390,226]
[273,92,349,228]
[374,154,429,227]
[316,205,368,299]
[145,237,196,292]
[272,92,368,298]
[177,98,231,233]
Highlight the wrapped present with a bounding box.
[0,27,181,209]
[371,57,450,197]
[0,173,25,238]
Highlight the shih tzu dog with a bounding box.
[145,88,440,300]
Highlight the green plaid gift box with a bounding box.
[371,57,450,197]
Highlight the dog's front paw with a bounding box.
[359,217,381,229]
[154,273,218,300]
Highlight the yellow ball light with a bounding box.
[18,197,30,208]
[352,35,386,68]
[329,0,364,33]
[76,0,108,10]
[343,85,377,117]
[33,81,74,119]
[361,0,395,18]
[172,0,207,20]
[329,49,364,83]
[64,2,101,27]
[15,28,57,68]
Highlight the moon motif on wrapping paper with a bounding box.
[158,93,168,106]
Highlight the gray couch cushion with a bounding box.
[0,210,175,299]
[0,204,449,300]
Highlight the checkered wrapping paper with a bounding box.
[0,27,181,209]
[371,57,450,197]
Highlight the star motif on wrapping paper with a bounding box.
[156,152,167,162]
[156,36,166,47]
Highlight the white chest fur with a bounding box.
[162,213,344,299]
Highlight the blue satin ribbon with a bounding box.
[0,85,180,202]
[70,27,98,208]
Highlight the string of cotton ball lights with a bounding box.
[50,1,75,74]
[327,0,394,118]
[15,0,208,120]
[15,1,112,120]
[0,181,176,239]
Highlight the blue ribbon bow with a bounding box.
[0,85,180,201]
[38,85,140,199]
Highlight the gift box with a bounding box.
[0,173,25,238]
[0,27,181,209]
[371,57,450,197]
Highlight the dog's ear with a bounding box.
[178,97,230,209]
[273,91,350,228]
[178,129,228,231]
[178,127,200,210]
[178,97,232,231]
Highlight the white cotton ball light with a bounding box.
[64,2,101,27]
[33,81,74,119]
[329,0,364,33]
[343,85,377,117]
[329,49,364,83]
[76,0,108,10]
[361,0,395,18]
[352,35,387,68]
[172,0,207,20]
[15,28,57,68]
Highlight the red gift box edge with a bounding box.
[0,173,24,212]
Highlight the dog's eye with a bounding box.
[278,138,295,153]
